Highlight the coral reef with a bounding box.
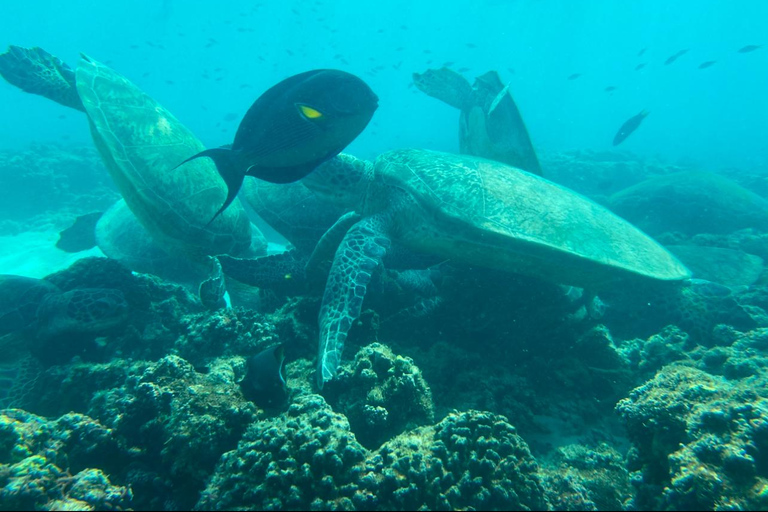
[540,442,631,511]
[0,409,131,510]
[323,342,435,449]
[617,365,768,510]
[0,144,118,235]
[199,395,547,511]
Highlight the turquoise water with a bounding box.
[2,1,767,168]
[1,2,768,510]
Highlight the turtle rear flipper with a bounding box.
[219,250,307,295]
[486,85,543,176]
[0,45,84,111]
[317,215,391,389]
[413,67,473,110]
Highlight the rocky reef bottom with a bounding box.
[2,255,768,511]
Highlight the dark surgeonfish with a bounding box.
[240,345,287,407]
[738,45,762,54]
[176,69,378,222]
[613,110,649,146]
[698,60,717,69]
[56,212,104,253]
[664,49,689,65]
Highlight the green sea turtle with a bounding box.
[609,171,768,236]
[94,199,267,287]
[303,149,690,387]
[413,67,542,175]
[0,275,128,406]
[0,45,253,259]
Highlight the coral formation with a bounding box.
[0,409,131,510]
[323,342,435,449]
[199,396,547,511]
[618,365,768,510]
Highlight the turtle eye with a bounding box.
[297,104,324,120]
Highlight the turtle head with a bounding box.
[302,153,373,210]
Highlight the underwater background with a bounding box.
[1,1,768,510]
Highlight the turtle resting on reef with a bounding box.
[0,275,129,407]
[0,45,254,260]
[413,67,542,175]
[303,149,690,387]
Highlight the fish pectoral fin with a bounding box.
[317,214,391,389]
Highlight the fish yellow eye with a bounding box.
[298,104,324,119]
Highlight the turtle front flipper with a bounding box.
[317,215,391,388]
[306,211,362,281]
[0,45,84,112]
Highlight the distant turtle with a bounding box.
[0,275,128,406]
[413,67,542,175]
[303,149,690,387]
[0,45,254,259]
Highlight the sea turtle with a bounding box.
[413,67,542,175]
[0,45,254,260]
[94,199,267,288]
[303,149,690,387]
[224,171,447,322]
[0,275,129,406]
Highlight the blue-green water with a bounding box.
[1,2,768,510]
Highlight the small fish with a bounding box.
[56,212,104,253]
[458,67,470,72]
[664,49,689,65]
[638,48,647,57]
[567,73,582,80]
[165,80,175,85]
[613,109,649,146]
[604,86,617,93]
[240,345,287,407]
[466,43,477,49]
[223,112,239,122]
[142,72,151,77]
[737,44,762,54]
[634,63,646,71]
[698,60,717,69]
[57,114,67,119]
[175,70,378,223]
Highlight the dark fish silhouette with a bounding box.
[664,49,689,65]
[638,48,647,57]
[240,345,287,407]
[613,110,649,146]
[56,212,104,253]
[635,63,647,71]
[738,45,762,54]
[567,73,582,80]
[605,86,617,93]
[698,60,717,69]
[176,69,378,222]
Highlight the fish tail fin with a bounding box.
[175,147,247,225]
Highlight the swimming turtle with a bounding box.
[0,45,253,259]
[303,149,690,387]
[413,68,542,175]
